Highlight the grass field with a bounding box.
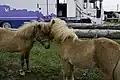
[0,39,120,80]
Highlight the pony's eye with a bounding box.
[68,36,70,39]
[38,26,41,29]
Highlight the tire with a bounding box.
[2,22,12,28]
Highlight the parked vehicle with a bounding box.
[0,0,56,28]
[0,0,104,28]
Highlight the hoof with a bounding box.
[20,71,25,76]
[19,69,25,76]
[26,69,31,73]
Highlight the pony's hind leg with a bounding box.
[20,53,25,75]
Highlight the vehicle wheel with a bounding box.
[2,22,12,28]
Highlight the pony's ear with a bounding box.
[51,19,55,26]
[68,36,71,39]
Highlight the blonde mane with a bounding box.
[15,22,37,38]
[49,18,78,43]
[14,21,50,38]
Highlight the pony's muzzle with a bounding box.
[44,42,50,49]
[40,40,50,49]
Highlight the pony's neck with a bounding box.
[56,37,78,45]
[15,26,34,40]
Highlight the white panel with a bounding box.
[66,0,76,17]
[39,5,56,16]
[48,0,56,4]
[48,0,57,15]
[48,5,57,15]
[39,0,56,5]
[38,0,57,15]
[39,0,46,4]
[39,5,47,15]
[76,0,84,9]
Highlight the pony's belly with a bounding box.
[0,41,20,52]
[71,56,94,69]
[0,45,19,52]
[60,39,95,68]
[68,48,95,68]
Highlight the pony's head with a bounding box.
[48,18,78,43]
[16,21,51,49]
[34,21,51,49]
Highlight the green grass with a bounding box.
[0,39,120,80]
[0,42,61,80]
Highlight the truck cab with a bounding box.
[0,5,45,28]
[0,0,56,28]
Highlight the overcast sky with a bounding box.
[60,0,120,11]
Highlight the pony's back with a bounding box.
[94,38,120,79]
[0,28,16,36]
[14,22,39,38]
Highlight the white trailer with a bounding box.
[66,0,104,24]
[0,0,56,28]
[0,0,41,28]
[38,0,104,24]
[0,0,104,25]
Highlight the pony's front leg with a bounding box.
[20,53,25,75]
[25,52,31,73]
[68,63,74,80]
[61,59,74,80]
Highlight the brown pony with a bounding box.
[48,18,120,80]
[0,21,51,75]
